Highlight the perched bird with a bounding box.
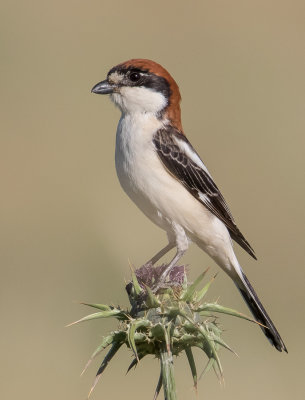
[91,59,287,352]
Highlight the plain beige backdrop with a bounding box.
[1,1,304,399]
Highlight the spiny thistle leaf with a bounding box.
[130,264,142,296]
[127,319,151,360]
[198,341,222,383]
[128,321,139,361]
[134,332,147,342]
[180,269,209,302]
[195,274,217,302]
[176,333,197,346]
[88,341,123,398]
[150,323,166,340]
[185,347,197,389]
[81,334,115,376]
[199,358,215,380]
[81,331,126,376]
[197,303,262,325]
[212,363,224,385]
[199,357,215,380]
[144,284,161,308]
[81,303,112,311]
[66,309,126,326]
[211,335,238,356]
[153,370,163,400]
[177,310,223,377]
[126,352,146,374]
[205,320,222,336]
[197,325,223,378]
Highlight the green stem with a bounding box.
[160,345,177,400]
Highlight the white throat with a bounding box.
[110,86,167,115]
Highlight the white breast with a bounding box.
[114,112,211,236]
[115,113,166,224]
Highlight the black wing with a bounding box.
[153,127,256,260]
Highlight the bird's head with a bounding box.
[92,59,183,131]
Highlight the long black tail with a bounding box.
[236,272,287,352]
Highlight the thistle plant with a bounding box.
[69,264,259,399]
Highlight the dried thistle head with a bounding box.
[69,264,259,398]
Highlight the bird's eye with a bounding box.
[129,72,141,82]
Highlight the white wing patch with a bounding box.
[198,192,211,203]
[174,137,211,176]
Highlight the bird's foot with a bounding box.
[152,264,185,293]
[152,275,169,294]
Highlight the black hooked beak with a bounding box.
[91,79,115,95]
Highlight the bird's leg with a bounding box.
[145,242,175,266]
[153,248,186,292]
[153,223,189,291]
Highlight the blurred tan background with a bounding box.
[1,1,304,399]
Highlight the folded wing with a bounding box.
[153,127,256,259]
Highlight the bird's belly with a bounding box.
[114,116,171,230]
[115,142,168,230]
[115,137,213,236]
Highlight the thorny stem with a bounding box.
[160,344,177,400]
